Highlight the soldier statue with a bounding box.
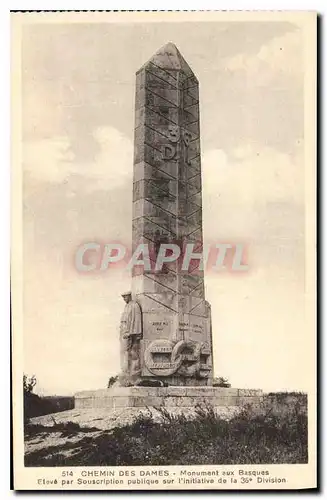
[119,291,143,386]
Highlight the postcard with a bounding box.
[11,10,317,490]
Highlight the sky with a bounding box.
[21,18,308,395]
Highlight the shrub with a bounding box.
[23,375,36,394]
[23,375,74,423]
[212,376,231,388]
[107,376,119,388]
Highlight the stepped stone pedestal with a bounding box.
[75,387,263,410]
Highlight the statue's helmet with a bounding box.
[121,291,132,297]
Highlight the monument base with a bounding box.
[75,386,263,410]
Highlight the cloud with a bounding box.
[206,270,307,392]
[200,28,304,157]
[223,31,303,85]
[201,143,306,392]
[24,136,73,185]
[202,145,304,277]
[203,144,304,207]
[22,124,134,396]
[23,126,133,193]
[24,256,130,395]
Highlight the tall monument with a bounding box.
[131,42,213,386]
[75,44,263,410]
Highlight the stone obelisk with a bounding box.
[132,43,213,386]
[75,44,263,410]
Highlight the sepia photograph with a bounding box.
[11,10,316,490]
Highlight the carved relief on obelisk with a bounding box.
[131,43,213,386]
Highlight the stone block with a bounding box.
[237,396,263,406]
[160,386,187,397]
[148,87,179,107]
[127,387,160,397]
[161,386,187,396]
[133,396,164,407]
[185,120,200,136]
[146,62,178,87]
[185,85,199,101]
[135,107,145,128]
[145,72,177,93]
[112,396,134,408]
[135,69,146,88]
[222,396,239,406]
[177,397,196,407]
[186,387,215,397]
[183,92,198,108]
[212,388,239,397]
[238,389,263,397]
[212,397,238,407]
[163,396,180,407]
[74,387,263,411]
[93,397,113,409]
[75,398,88,409]
[188,301,207,317]
[136,275,174,295]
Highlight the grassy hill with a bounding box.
[24,392,307,466]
